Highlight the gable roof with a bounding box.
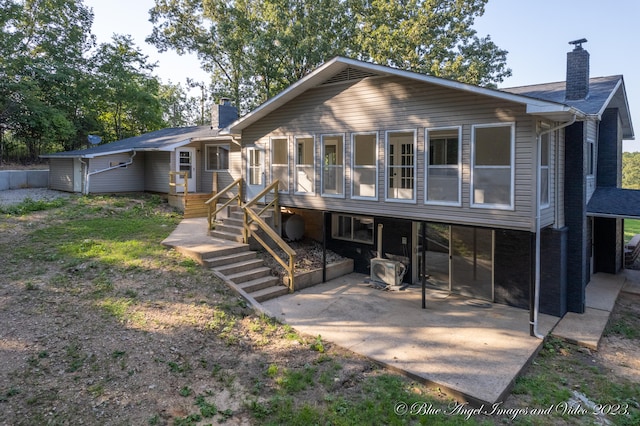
[41,126,227,159]
[224,56,587,134]
[504,76,634,139]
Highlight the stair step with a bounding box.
[227,267,272,283]
[250,285,289,302]
[203,251,257,268]
[223,217,244,227]
[237,275,281,293]
[216,223,244,234]
[213,259,265,275]
[210,229,244,243]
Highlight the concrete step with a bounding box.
[216,223,244,235]
[237,275,280,293]
[210,229,244,243]
[226,266,272,284]
[213,258,265,276]
[223,216,244,228]
[203,251,256,268]
[250,285,289,302]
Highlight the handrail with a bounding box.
[168,171,188,196]
[205,178,242,229]
[244,180,281,232]
[243,207,297,292]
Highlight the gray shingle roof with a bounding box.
[41,126,222,158]
[587,187,640,219]
[503,76,633,139]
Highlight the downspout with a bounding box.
[82,151,137,195]
[532,115,576,339]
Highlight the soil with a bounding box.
[0,191,638,425]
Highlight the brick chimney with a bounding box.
[211,98,238,129]
[565,38,590,101]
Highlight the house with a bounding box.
[41,100,241,209]
[221,41,635,319]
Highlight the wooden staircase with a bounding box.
[183,193,211,219]
[206,207,287,302]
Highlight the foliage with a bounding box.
[148,0,510,114]
[0,0,193,163]
[622,152,640,189]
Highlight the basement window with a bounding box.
[332,214,374,244]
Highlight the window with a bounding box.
[321,134,344,196]
[351,132,378,199]
[426,128,461,204]
[386,130,416,202]
[205,144,229,171]
[332,214,374,243]
[540,132,550,207]
[271,137,289,193]
[295,136,315,194]
[587,139,595,176]
[472,123,514,208]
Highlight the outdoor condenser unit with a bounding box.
[370,258,405,287]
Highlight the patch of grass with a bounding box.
[309,334,325,353]
[65,342,87,373]
[99,298,133,321]
[179,386,193,397]
[606,314,640,339]
[167,360,191,376]
[624,219,640,244]
[275,364,316,393]
[0,197,67,215]
[194,394,217,417]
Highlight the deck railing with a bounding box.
[205,178,242,229]
[168,171,188,196]
[242,181,296,291]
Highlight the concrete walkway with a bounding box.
[162,218,632,405]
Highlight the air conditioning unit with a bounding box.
[370,258,405,287]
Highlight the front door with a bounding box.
[176,148,196,192]
[246,146,265,201]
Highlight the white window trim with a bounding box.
[270,136,290,194]
[204,143,230,172]
[385,129,417,203]
[351,132,379,201]
[321,133,346,198]
[470,122,515,210]
[294,135,316,195]
[424,126,462,206]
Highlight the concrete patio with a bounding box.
[163,217,633,406]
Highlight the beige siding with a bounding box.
[198,140,242,193]
[144,151,171,193]
[88,153,145,193]
[49,158,75,192]
[242,76,543,231]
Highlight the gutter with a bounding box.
[82,151,137,195]
[531,115,576,339]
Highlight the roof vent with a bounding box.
[322,66,378,85]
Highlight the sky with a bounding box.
[84,0,640,151]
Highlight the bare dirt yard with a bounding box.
[0,192,638,425]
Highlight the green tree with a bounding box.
[147,0,509,113]
[623,152,640,189]
[0,0,96,160]
[91,35,165,142]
